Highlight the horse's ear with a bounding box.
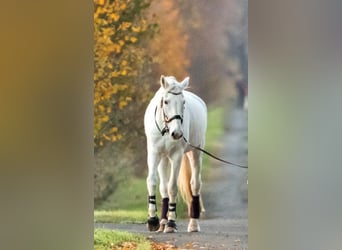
[160,75,169,89]
[181,76,190,89]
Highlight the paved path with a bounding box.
[96,108,248,249]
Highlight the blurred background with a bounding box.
[94,0,248,210]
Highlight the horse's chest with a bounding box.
[152,137,183,155]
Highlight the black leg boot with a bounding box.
[157,197,169,232]
[147,195,159,231]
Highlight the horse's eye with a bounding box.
[164,100,168,105]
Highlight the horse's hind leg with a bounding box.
[146,151,161,231]
[187,150,203,232]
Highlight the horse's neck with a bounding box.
[155,102,163,122]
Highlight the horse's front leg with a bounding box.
[146,150,161,231]
[164,153,182,233]
[157,157,169,232]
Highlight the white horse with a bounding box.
[144,75,207,233]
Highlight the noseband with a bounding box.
[154,91,184,136]
[163,110,183,124]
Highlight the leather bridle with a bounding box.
[154,91,184,136]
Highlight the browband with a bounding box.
[167,91,182,95]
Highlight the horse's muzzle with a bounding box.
[171,131,183,140]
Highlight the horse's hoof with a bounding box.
[157,219,167,233]
[163,220,177,233]
[147,216,160,231]
[187,218,200,232]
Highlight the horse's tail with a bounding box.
[178,154,205,214]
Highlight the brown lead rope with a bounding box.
[182,137,248,169]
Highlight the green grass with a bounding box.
[202,105,225,175]
[94,229,150,250]
[94,210,147,224]
[206,105,225,146]
[94,106,225,223]
[96,178,147,212]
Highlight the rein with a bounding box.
[182,137,248,169]
[154,108,248,168]
[154,90,248,169]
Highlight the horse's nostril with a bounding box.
[171,132,182,140]
[171,132,177,139]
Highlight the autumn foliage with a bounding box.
[148,0,189,80]
[94,0,156,150]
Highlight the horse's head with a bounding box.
[160,75,189,140]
